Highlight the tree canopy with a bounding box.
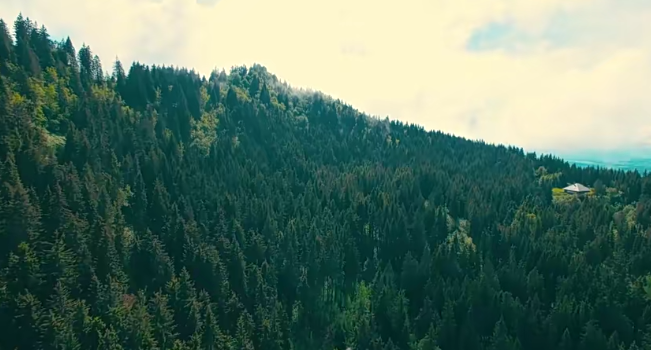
[1,15,651,350]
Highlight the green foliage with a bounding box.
[190,110,219,155]
[0,15,650,350]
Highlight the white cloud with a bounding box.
[1,0,651,153]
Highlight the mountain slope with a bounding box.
[1,15,651,350]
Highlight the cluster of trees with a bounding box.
[1,15,651,350]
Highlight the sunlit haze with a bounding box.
[3,0,651,154]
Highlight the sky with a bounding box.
[1,0,651,156]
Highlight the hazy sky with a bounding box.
[2,0,651,154]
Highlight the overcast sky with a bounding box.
[2,0,651,155]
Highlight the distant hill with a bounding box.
[548,148,651,172]
[568,158,651,172]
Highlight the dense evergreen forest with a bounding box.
[2,15,651,350]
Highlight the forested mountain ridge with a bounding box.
[1,14,651,350]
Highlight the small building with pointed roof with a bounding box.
[563,183,591,195]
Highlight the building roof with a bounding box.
[563,183,590,193]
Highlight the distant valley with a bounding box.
[568,158,651,172]
[549,148,651,172]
